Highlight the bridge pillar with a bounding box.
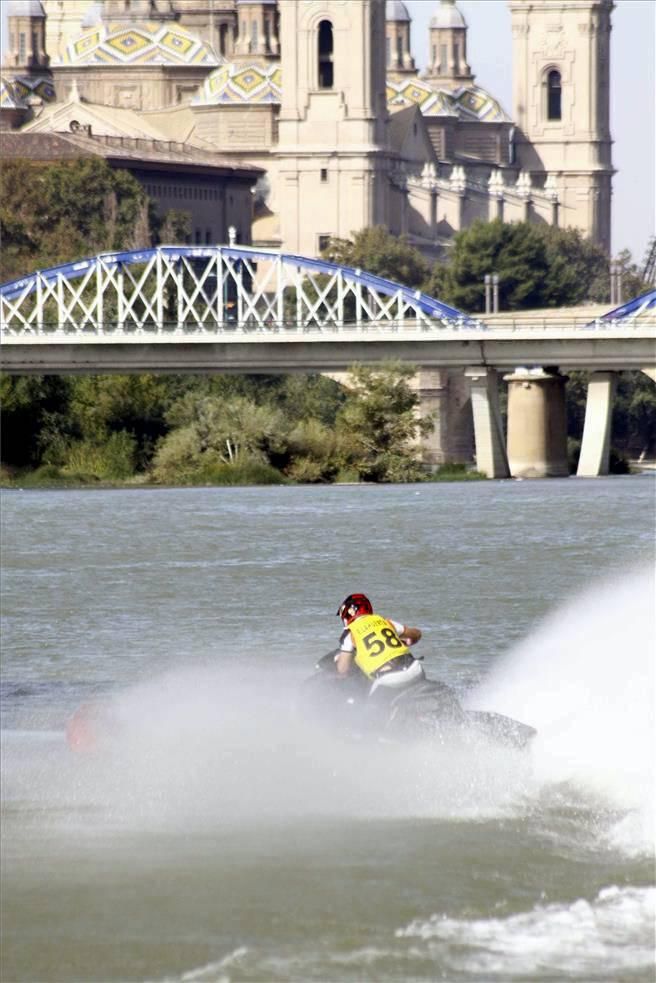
[464,367,510,478]
[411,369,448,466]
[445,370,475,462]
[577,371,617,477]
[411,370,475,467]
[504,368,569,478]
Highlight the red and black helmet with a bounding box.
[337,593,373,626]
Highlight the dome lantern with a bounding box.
[425,0,473,88]
[385,0,415,76]
[5,0,49,72]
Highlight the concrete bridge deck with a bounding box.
[2,324,654,375]
[1,247,654,480]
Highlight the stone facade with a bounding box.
[1,0,614,258]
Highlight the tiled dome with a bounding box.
[59,22,220,67]
[193,62,282,105]
[387,77,510,122]
[0,73,55,108]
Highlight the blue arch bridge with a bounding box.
[1,245,655,479]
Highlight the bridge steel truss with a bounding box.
[0,245,479,338]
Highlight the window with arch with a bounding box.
[318,20,334,89]
[547,69,562,121]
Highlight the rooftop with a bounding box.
[0,130,263,177]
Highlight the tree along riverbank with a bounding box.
[2,363,493,488]
[2,360,650,489]
[2,162,654,486]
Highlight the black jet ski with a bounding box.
[301,652,536,751]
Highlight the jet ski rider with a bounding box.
[335,593,424,694]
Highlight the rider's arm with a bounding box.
[335,649,354,675]
[400,625,422,646]
[335,628,355,675]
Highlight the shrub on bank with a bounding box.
[58,432,138,481]
[180,459,285,486]
[425,462,486,482]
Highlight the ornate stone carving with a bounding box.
[488,169,505,197]
[515,171,532,198]
[449,164,467,194]
[539,31,566,59]
[421,162,437,190]
[544,173,559,202]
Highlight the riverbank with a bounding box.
[0,461,487,490]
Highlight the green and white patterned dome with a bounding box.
[1,74,55,108]
[193,62,282,105]
[59,21,220,67]
[386,77,510,122]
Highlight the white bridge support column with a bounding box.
[577,371,617,477]
[505,368,569,478]
[464,367,510,478]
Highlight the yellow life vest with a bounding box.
[348,613,410,679]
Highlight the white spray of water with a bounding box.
[4,566,653,852]
[4,662,534,835]
[51,668,529,829]
[467,562,655,854]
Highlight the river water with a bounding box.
[1,479,655,983]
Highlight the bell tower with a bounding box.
[275,0,391,256]
[510,0,614,252]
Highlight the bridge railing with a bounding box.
[0,245,481,338]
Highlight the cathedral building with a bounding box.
[1,0,614,256]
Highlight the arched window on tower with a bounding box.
[547,69,562,121]
[318,20,334,89]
